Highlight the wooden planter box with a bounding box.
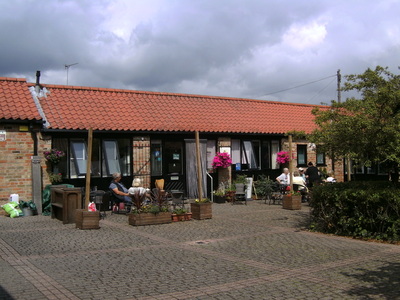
[129,212,171,226]
[75,209,100,229]
[191,202,212,220]
[283,195,302,210]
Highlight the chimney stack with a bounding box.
[35,70,41,94]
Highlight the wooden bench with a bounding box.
[51,188,82,224]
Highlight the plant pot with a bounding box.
[129,212,171,226]
[190,202,212,220]
[184,212,192,221]
[282,195,302,210]
[214,195,226,203]
[75,209,100,229]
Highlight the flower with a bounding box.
[194,198,211,203]
[276,151,290,164]
[43,148,65,165]
[133,203,169,214]
[48,172,62,183]
[212,152,232,169]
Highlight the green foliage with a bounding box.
[234,174,247,184]
[310,181,400,242]
[309,66,400,172]
[172,208,187,215]
[254,175,275,199]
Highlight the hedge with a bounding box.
[310,181,400,242]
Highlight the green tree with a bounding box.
[310,66,400,181]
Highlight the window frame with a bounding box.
[297,144,307,167]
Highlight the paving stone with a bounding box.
[0,201,399,299]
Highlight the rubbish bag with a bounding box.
[2,202,22,218]
[19,200,37,216]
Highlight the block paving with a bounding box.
[1,201,399,299]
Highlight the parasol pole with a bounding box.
[84,128,93,207]
[195,131,203,201]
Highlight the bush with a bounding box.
[310,181,400,242]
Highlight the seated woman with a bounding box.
[109,172,133,208]
[292,170,308,202]
[128,178,151,207]
[128,178,149,195]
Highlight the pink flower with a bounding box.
[212,152,232,169]
[276,151,291,164]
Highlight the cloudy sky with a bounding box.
[1,0,399,105]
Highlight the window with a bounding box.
[206,140,216,169]
[297,145,307,166]
[151,140,162,175]
[231,139,240,165]
[242,140,259,169]
[103,140,121,176]
[316,152,325,165]
[271,140,280,169]
[71,140,87,177]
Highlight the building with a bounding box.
[0,74,343,206]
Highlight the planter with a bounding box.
[171,213,191,222]
[214,195,226,203]
[282,195,302,210]
[191,202,212,220]
[129,212,171,226]
[225,191,235,203]
[75,209,100,229]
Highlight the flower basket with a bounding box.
[129,212,172,226]
[43,148,65,165]
[212,152,232,169]
[190,202,212,220]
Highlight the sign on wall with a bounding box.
[0,130,6,141]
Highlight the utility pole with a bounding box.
[337,69,351,181]
[337,69,341,103]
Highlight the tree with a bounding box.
[309,66,400,181]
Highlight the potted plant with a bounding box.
[225,184,236,202]
[283,191,302,210]
[254,175,274,202]
[171,207,190,222]
[190,198,212,220]
[129,203,171,226]
[213,189,226,203]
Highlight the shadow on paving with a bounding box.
[342,262,400,299]
[0,284,15,300]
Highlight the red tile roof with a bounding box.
[0,77,42,121]
[31,83,325,134]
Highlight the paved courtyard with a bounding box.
[1,201,399,300]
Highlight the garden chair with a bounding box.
[233,183,247,205]
[170,190,185,210]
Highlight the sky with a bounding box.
[0,0,399,105]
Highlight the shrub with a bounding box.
[310,181,400,242]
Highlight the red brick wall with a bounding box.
[282,138,344,182]
[0,124,35,202]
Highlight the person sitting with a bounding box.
[109,172,132,210]
[292,170,309,202]
[325,173,337,183]
[276,168,290,193]
[128,178,151,206]
[128,178,149,195]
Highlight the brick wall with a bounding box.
[282,138,344,182]
[0,124,35,203]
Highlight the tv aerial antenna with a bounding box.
[64,63,78,85]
